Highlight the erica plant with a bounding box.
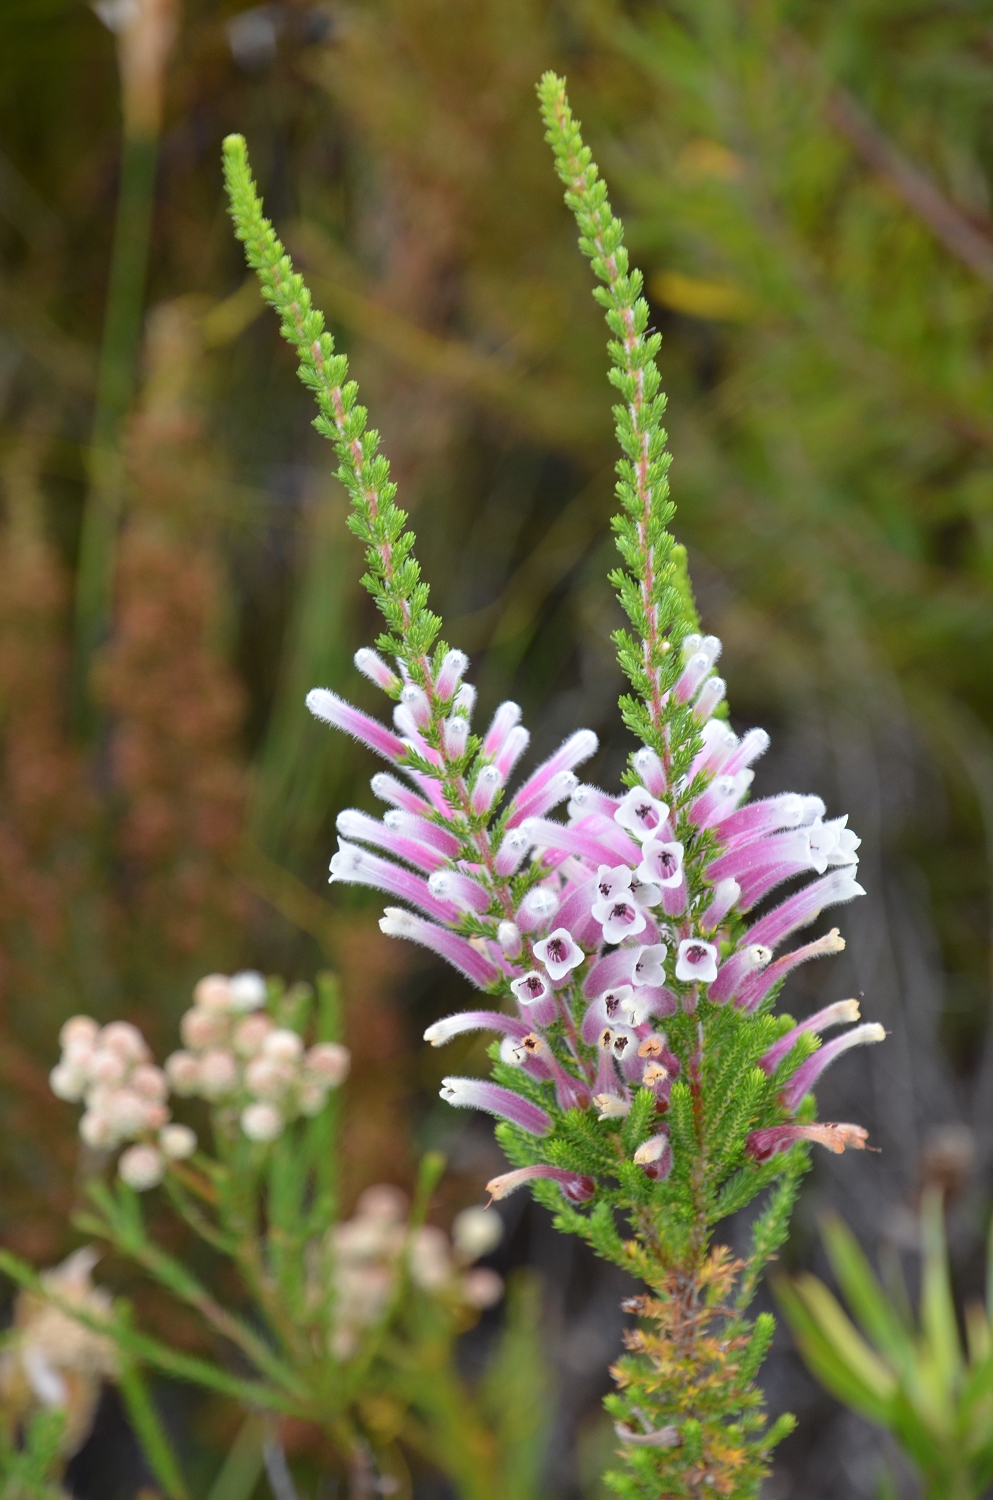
[224,73,884,1499]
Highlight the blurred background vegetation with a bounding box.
[1,0,993,1494]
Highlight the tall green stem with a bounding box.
[73,128,159,729]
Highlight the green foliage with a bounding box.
[223,135,441,682]
[1,974,549,1500]
[538,72,691,760]
[777,1191,993,1500]
[0,1410,67,1500]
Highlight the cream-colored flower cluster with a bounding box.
[49,1016,196,1191]
[0,1247,117,1456]
[326,1185,504,1358]
[164,971,350,1142]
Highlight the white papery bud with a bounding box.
[118,1144,165,1191]
[233,1013,273,1057]
[49,1063,87,1102]
[229,971,267,1011]
[261,1029,304,1064]
[245,1055,295,1100]
[79,1110,116,1150]
[305,1042,350,1086]
[159,1123,197,1160]
[462,1267,503,1309]
[194,974,233,1011]
[297,1081,327,1116]
[180,1007,227,1051]
[131,1065,168,1102]
[241,1102,284,1142]
[99,1022,149,1063]
[409,1225,451,1290]
[59,1016,99,1051]
[164,1051,200,1095]
[452,1207,503,1262]
[105,1090,152,1137]
[197,1049,238,1100]
[88,1049,128,1086]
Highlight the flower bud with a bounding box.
[452,1207,503,1262]
[194,974,232,1011]
[59,1016,99,1051]
[245,1055,295,1099]
[159,1123,197,1160]
[305,1042,350,1086]
[241,1102,284,1142]
[197,1048,238,1100]
[80,1110,116,1150]
[354,647,401,694]
[435,649,469,701]
[229,971,267,1012]
[118,1144,165,1191]
[164,1051,200,1095]
[180,1007,227,1051]
[100,1022,149,1063]
[131,1065,168,1102]
[262,1028,304,1064]
[49,1063,86,1102]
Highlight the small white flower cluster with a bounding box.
[164,971,350,1143]
[50,1017,196,1192]
[326,1185,504,1359]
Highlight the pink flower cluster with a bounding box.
[164,971,350,1142]
[50,972,351,1186]
[324,1185,504,1358]
[312,630,879,1190]
[50,1017,196,1191]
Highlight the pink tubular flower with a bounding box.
[745,869,866,952]
[516,885,560,933]
[427,869,492,914]
[379,908,500,989]
[330,841,456,921]
[523,816,640,870]
[737,929,847,1012]
[781,1023,886,1109]
[568,784,620,820]
[486,1164,595,1203]
[698,879,740,934]
[507,730,599,824]
[534,928,585,983]
[706,944,772,1006]
[495,827,531,876]
[714,793,806,849]
[384,813,459,857]
[440,1077,552,1135]
[758,998,862,1075]
[746,1123,870,1162]
[307,688,407,763]
[472,764,504,815]
[423,1012,532,1047]
[687,719,738,782]
[370,772,433,816]
[435,648,469,701]
[687,771,753,830]
[633,1131,673,1180]
[353,647,401,694]
[495,725,530,779]
[336,808,447,873]
[721,727,770,777]
[631,745,666,798]
[482,700,522,758]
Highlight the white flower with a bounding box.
[675,939,719,984]
[197,1048,239,1100]
[59,1016,99,1051]
[511,971,550,1006]
[99,1022,149,1063]
[305,1042,350,1085]
[591,894,646,945]
[233,1013,273,1057]
[164,1051,200,1095]
[452,1207,503,1262]
[637,840,684,889]
[533,928,585,982]
[229,970,268,1011]
[159,1124,197,1160]
[118,1145,165,1192]
[193,974,232,1011]
[49,1063,87,1103]
[631,944,667,986]
[614,786,670,842]
[241,1102,284,1142]
[594,864,632,902]
[262,1028,304,1064]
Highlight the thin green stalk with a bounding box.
[73,128,159,729]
